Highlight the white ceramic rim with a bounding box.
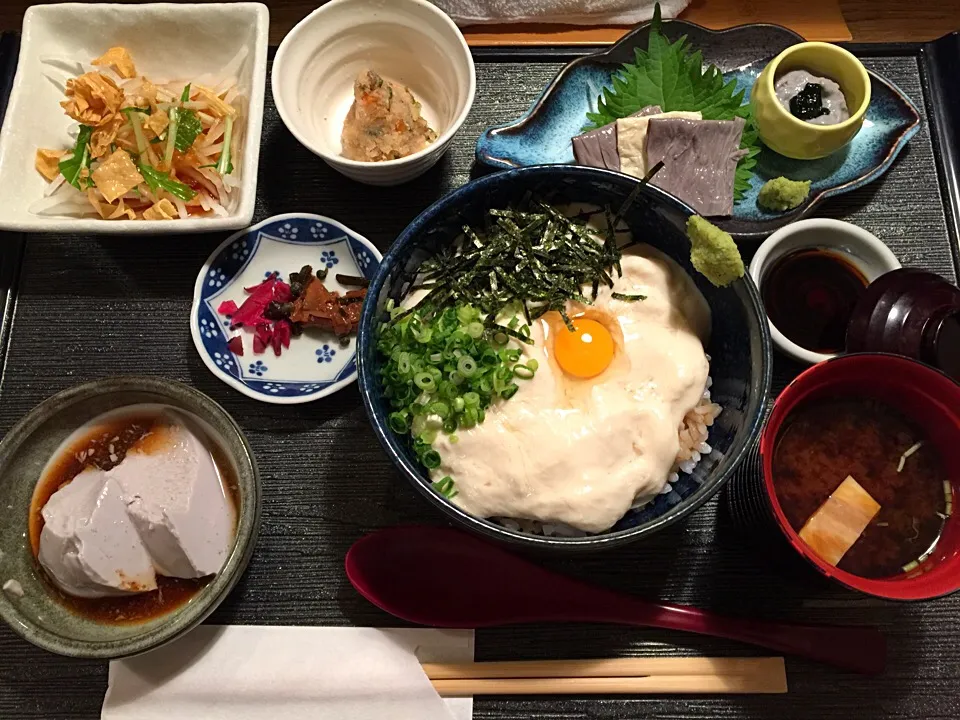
[190,212,383,404]
[0,2,269,234]
[748,217,902,365]
[270,0,477,169]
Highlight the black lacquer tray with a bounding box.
[2,32,960,720]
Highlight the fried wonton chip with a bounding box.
[91,149,143,203]
[35,148,64,181]
[132,78,159,108]
[143,108,170,139]
[193,85,236,117]
[87,189,137,220]
[90,114,125,158]
[91,47,137,79]
[142,198,178,220]
[61,72,124,126]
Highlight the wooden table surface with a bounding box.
[1,0,959,44]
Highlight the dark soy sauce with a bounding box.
[762,249,868,353]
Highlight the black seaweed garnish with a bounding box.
[789,83,829,121]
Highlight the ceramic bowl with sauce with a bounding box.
[749,218,901,365]
[760,353,960,601]
[272,0,476,186]
[0,377,260,658]
[751,42,871,160]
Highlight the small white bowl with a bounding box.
[0,2,269,234]
[272,0,475,187]
[749,218,901,365]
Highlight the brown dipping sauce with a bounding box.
[772,397,947,578]
[29,407,239,624]
[762,249,868,353]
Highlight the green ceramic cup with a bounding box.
[0,377,260,658]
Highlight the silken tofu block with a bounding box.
[617,111,702,178]
[39,470,158,598]
[572,105,664,171]
[645,116,746,217]
[798,475,881,566]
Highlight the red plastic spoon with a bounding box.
[345,526,886,675]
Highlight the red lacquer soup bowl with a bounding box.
[760,353,960,601]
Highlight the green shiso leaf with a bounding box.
[585,3,760,199]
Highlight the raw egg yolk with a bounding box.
[554,318,614,379]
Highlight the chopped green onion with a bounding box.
[513,365,536,379]
[376,303,536,474]
[457,356,477,377]
[432,476,457,499]
[388,412,409,434]
[414,372,435,391]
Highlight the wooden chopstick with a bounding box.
[422,657,782,679]
[423,657,787,696]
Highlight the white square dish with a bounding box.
[0,2,269,234]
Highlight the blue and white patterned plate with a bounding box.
[475,19,921,240]
[191,213,382,404]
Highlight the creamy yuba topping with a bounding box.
[426,245,711,533]
[38,419,234,599]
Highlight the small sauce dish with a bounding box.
[271,0,476,186]
[749,218,901,364]
[751,42,871,160]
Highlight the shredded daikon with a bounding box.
[34,48,244,221]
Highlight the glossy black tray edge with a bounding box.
[1,33,958,382]
[0,32,23,391]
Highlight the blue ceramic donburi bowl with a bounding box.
[358,166,772,550]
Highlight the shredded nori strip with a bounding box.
[396,201,626,332]
[611,292,647,302]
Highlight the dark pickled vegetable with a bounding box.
[789,83,829,121]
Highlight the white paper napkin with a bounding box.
[102,626,475,720]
